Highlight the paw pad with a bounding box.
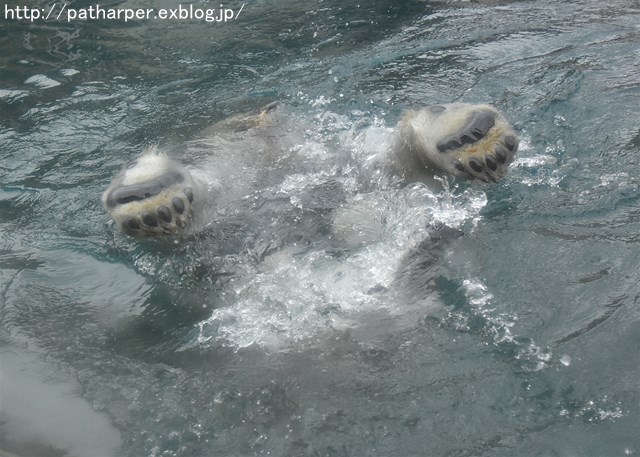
[172,197,185,214]
[108,186,194,237]
[437,107,518,183]
[450,133,519,183]
[437,111,496,153]
[401,104,518,183]
[102,151,198,238]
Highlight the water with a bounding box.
[1,0,639,456]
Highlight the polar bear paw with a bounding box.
[102,146,199,238]
[397,103,519,183]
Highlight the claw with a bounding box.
[184,187,194,203]
[454,147,510,183]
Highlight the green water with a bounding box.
[1,0,639,456]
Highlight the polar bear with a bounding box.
[102,102,518,238]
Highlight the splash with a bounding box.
[446,278,553,371]
[191,165,490,350]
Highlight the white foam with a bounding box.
[0,89,28,101]
[61,68,80,76]
[24,74,62,89]
[193,180,488,350]
[457,277,552,371]
[180,108,511,351]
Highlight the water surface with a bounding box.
[1,0,639,456]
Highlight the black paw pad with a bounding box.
[468,158,483,173]
[172,197,185,214]
[157,206,172,223]
[124,217,140,230]
[104,170,185,209]
[142,213,158,227]
[437,111,496,153]
[453,160,466,172]
[495,145,508,164]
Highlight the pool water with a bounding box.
[1,0,639,456]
